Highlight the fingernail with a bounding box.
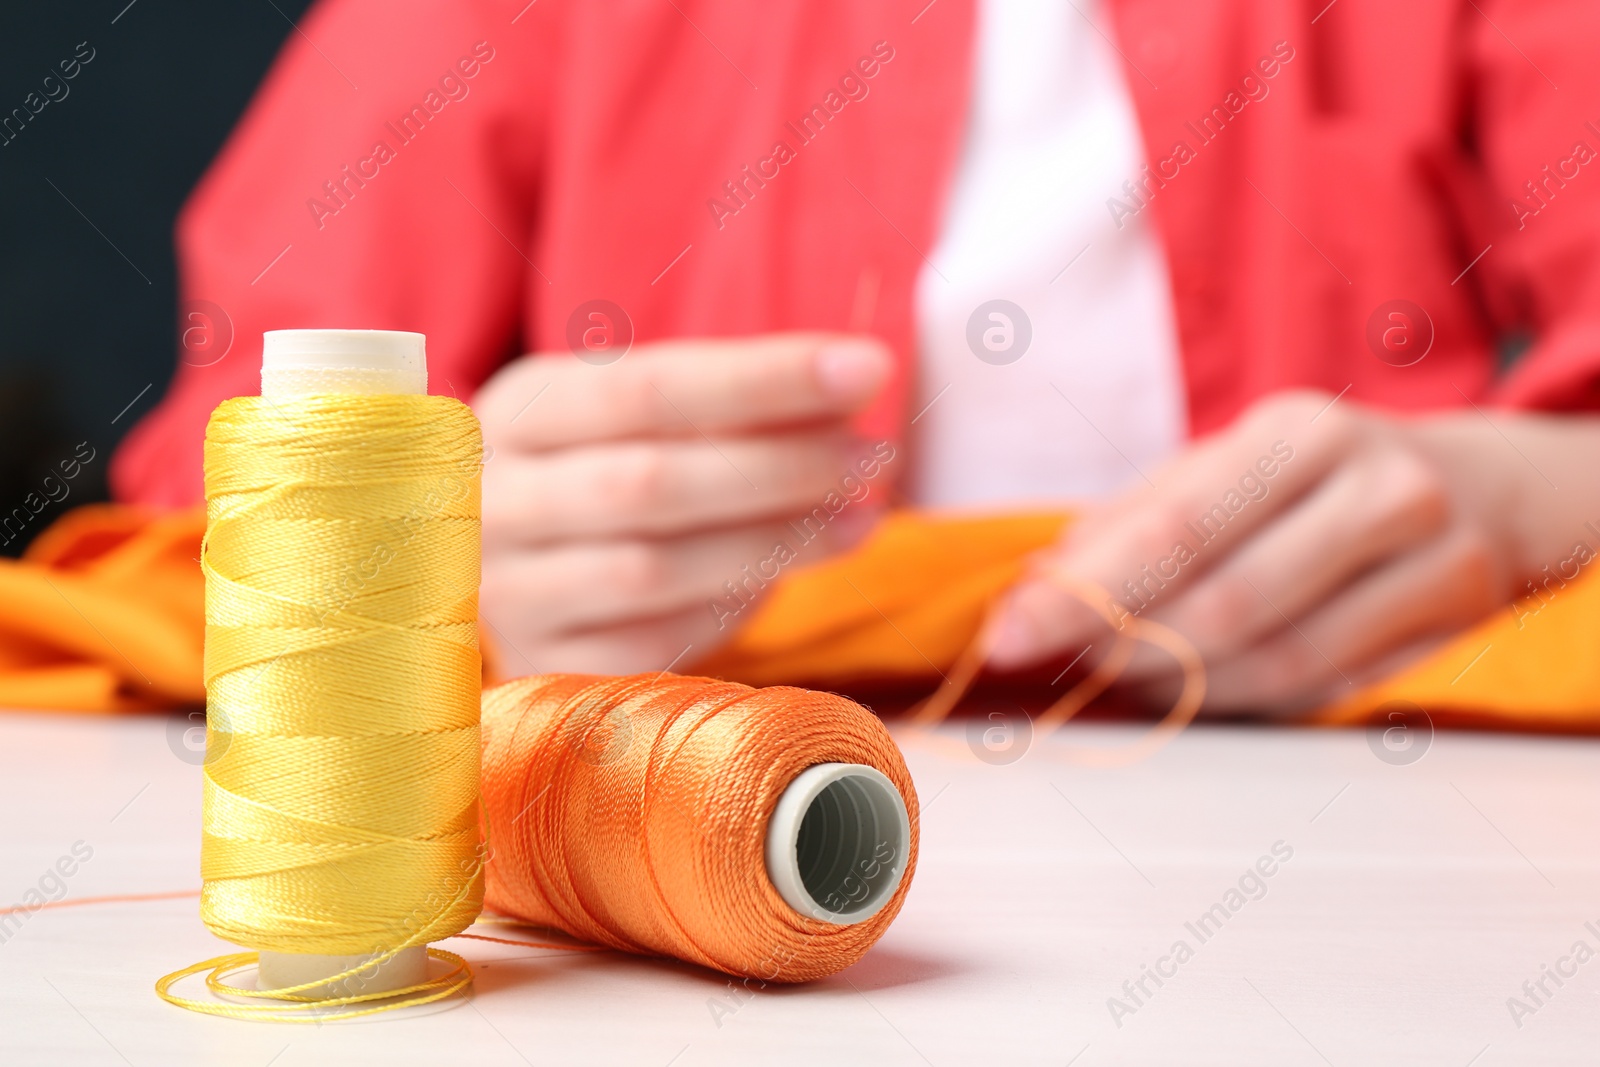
[816,341,889,400]
[985,594,1038,667]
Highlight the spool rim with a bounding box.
[256,946,431,998]
[261,328,426,371]
[764,762,911,925]
[260,328,428,398]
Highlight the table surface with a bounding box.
[1,709,1596,1066]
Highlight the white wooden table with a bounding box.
[0,708,1595,1066]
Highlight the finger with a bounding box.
[987,391,1361,668]
[1178,526,1497,713]
[481,522,812,635]
[1117,446,1449,677]
[475,333,891,450]
[482,431,885,544]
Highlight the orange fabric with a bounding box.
[3,505,1598,731]
[699,511,1600,733]
[1312,566,1600,732]
[0,505,205,711]
[693,511,1067,688]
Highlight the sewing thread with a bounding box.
[158,393,484,1020]
[480,672,919,982]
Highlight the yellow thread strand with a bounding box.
[155,948,473,1022]
[159,394,485,1019]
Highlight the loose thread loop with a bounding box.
[155,948,474,1023]
[905,568,1205,767]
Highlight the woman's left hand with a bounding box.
[984,390,1600,713]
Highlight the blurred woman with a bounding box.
[114,0,1600,711]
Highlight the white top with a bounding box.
[908,0,1186,508]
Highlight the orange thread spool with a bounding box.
[480,673,919,982]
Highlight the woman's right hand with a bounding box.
[472,333,894,676]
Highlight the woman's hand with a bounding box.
[472,333,892,675]
[985,390,1600,713]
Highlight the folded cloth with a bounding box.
[3,505,1597,731]
[0,505,205,711]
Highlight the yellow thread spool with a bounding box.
[159,330,485,1020]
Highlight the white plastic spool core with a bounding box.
[253,329,430,997]
[261,328,426,398]
[764,763,911,924]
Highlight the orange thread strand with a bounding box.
[0,889,201,917]
[446,932,607,952]
[905,571,1206,767]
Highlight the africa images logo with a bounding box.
[1365,700,1432,766]
[966,300,1032,365]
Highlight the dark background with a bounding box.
[0,0,314,555]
